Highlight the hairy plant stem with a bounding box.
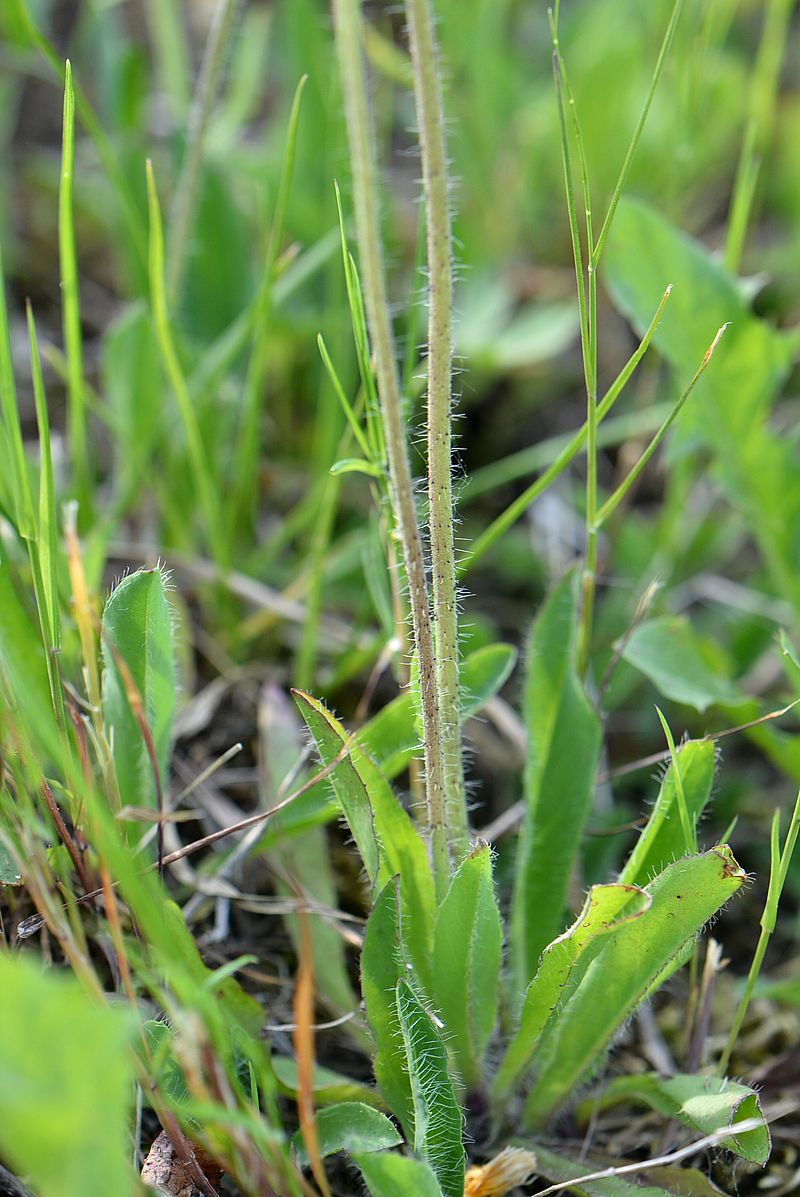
[405,0,467,859]
[332,0,450,900]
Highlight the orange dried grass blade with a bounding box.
[464,1148,538,1197]
[293,908,331,1197]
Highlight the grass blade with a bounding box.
[596,324,729,526]
[145,159,227,567]
[0,237,34,538]
[59,62,90,516]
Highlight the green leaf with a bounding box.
[587,1073,770,1165]
[604,197,793,443]
[361,882,414,1135]
[510,569,602,999]
[0,837,20,884]
[0,562,63,766]
[292,1102,401,1164]
[396,980,465,1197]
[619,739,716,887]
[101,566,175,819]
[493,882,650,1102]
[433,842,502,1088]
[271,1057,383,1108]
[294,690,435,990]
[621,617,741,712]
[354,1151,444,1197]
[358,643,517,778]
[523,846,746,1126]
[330,457,384,478]
[604,197,800,615]
[533,1144,679,1197]
[293,689,378,879]
[140,1020,189,1106]
[0,955,133,1197]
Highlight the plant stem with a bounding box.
[550,27,596,675]
[405,0,467,859]
[332,0,450,899]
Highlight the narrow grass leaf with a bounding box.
[493,882,650,1102]
[523,846,746,1126]
[0,237,34,538]
[59,60,90,514]
[354,1151,444,1197]
[586,1073,769,1165]
[292,1103,401,1164]
[619,739,715,888]
[510,569,602,1000]
[396,979,465,1197]
[146,159,226,566]
[101,567,175,820]
[433,842,502,1088]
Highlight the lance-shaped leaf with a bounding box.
[101,566,175,817]
[294,690,434,990]
[433,842,502,1089]
[358,643,517,778]
[532,1144,681,1197]
[523,846,746,1127]
[510,569,602,1001]
[493,883,650,1102]
[360,881,414,1136]
[292,1102,401,1164]
[396,980,465,1197]
[620,739,715,888]
[271,1058,383,1109]
[354,1151,444,1197]
[581,1072,769,1166]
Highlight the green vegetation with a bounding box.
[1,1,799,1195]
